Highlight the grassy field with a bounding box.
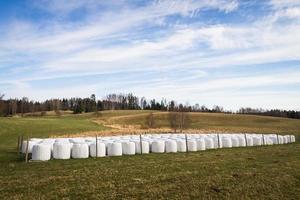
[101,111,300,136]
[0,114,107,162]
[0,110,300,199]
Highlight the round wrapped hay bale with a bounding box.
[107,142,122,156]
[196,138,206,151]
[134,141,150,154]
[43,138,56,144]
[151,140,165,153]
[122,142,135,155]
[291,135,296,143]
[266,138,273,145]
[252,137,262,146]
[278,136,284,144]
[176,140,187,152]
[283,136,288,144]
[30,138,43,143]
[55,138,70,143]
[69,138,85,144]
[31,143,52,161]
[204,137,214,149]
[286,136,290,143]
[21,140,37,154]
[187,140,197,152]
[53,142,72,159]
[221,136,232,148]
[237,136,246,147]
[231,136,239,147]
[269,136,277,144]
[212,136,219,149]
[161,134,170,139]
[247,136,254,146]
[89,142,106,157]
[71,143,89,159]
[165,140,177,153]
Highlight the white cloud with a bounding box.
[1,0,300,110]
[270,0,300,9]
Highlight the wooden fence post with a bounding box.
[217,134,220,148]
[25,137,29,163]
[185,134,188,152]
[96,135,98,158]
[262,134,265,146]
[140,134,143,154]
[244,134,248,147]
[276,134,279,144]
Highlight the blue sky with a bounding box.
[0,0,300,111]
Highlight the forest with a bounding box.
[0,93,299,119]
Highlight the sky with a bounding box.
[0,0,300,111]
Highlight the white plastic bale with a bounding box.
[287,135,291,143]
[31,144,52,161]
[122,142,135,155]
[134,141,150,154]
[71,143,89,159]
[165,140,177,153]
[187,140,197,152]
[252,137,262,146]
[212,136,219,148]
[237,136,246,147]
[278,136,284,144]
[204,137,214,149]
[55,138,70,143]
[107,142,122,156]
[247,137,254,146]
[43,138,56,143]
[89,142,106,157]
[266,138,273,145]
[21,141,37,154]
[176,140,187,152]
[291,135,296,143]
[283,136,288,144]
[196,138,206,151]
[85,139,94,146]
[40,139,55,151]
[53,142,72,159]
[221,137,232,148]
[30,138,43,143]
[231,136,239,147]
[269,136,277,144]
[161,134,170,139]
[151,140,165,153]
[287,135,292,143]
[69,138,85,144]
[288,135,292,143]
[130,135,139,140]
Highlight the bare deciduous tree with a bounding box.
[169,111,179,133]
[179,112,191,132]
[53,99,61,116]
[146,112,155,128]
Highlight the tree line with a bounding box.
[237,107,300,119]
[0,92,299,119]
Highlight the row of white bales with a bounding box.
[22,133,296,161]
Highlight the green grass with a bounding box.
[0,111,300,199]
[1,144,300,199]
[0,115,107,162]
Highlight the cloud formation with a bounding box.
[0,0,299,110]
